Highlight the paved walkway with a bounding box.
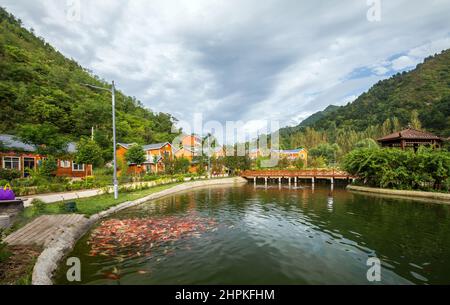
[23,189,104,207]
[4,215,89,247]
[20,176,223,207]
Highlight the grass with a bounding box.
[1,180,198,284]
[9,182,182,233]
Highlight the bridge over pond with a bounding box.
[241,170,356,186]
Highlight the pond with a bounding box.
[55,183,450,285]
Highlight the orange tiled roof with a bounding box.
[378,128,442,142]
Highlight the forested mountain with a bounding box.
[299,105,341,128]
[279,105,340,143]
[279,48,450,153]
[0,7,177,160]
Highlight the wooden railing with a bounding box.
[241,170,355,179]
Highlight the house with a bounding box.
[377,127,444,151]
[117,142,173,174]
[273,148,308,161]
[249,148,271,160]
[181,134,202,148]
[172,135,203,173]
[173,134,203,161]
[249,147,308,166]
[0,134,92,178]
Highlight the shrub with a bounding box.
[143,174,159,182]
[343,147,450,191]
[174,157,190,174]
[0,232,11,263]
[31,199,47,214]
[294,158,305,169]
[309,156,327,168]
[39,156,58,177]
[0,168,21,181]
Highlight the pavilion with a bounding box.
[377,127,443,151]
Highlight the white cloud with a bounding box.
[1,0,450,137]
[391,55,417,71]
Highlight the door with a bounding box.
[23,157,36,177]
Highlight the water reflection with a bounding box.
[56,184,450,285]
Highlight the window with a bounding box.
[60,160,71,168]
[3,157,21,170]
[72,163,85,171]
[24,157,36,169]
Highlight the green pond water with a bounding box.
[55,183,450,285]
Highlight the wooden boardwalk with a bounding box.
[4,215,89,247]
[241,169,355,180]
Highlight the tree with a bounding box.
[381,119,392,135]
[391,117,401,132]
[125,145,146,166]
[18,123,70,156]
[309,156,327,168]
[124,144,146,176]
[75,138,103,183]
[294,158,305,169]
[163,155,175,175]
[76,138,103,167]
[0,6,178,161]
[174,157,190,174]
[193,155,207,176]
[343,147,450,190]
[211,156,224,175]
[224,156,251,175]
[309,143,340,166]
[354,138,379,150]
[39,156,58,178]
[278,157,290,169]
[409,110,422,130]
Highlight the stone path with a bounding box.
[4,214,89,247]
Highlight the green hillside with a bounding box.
[0,7,177,159]
[279,48,450,152]
[279,105,340,142]
[313,49,450,134]
[299,105,341,128]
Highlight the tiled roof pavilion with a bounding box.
[377,128,443,150]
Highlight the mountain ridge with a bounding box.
[280,48,450,145]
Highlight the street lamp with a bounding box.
[205,132,212,179]
[82,81,119,200]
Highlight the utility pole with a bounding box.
[208,133,212,179]
[82,81,119,200]
[111,81,118,200]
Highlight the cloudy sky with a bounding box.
[1,0,450,141]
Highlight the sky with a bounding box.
[1,0,450,142]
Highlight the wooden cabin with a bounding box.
[0,134,92,178]
[377,128,443,151]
